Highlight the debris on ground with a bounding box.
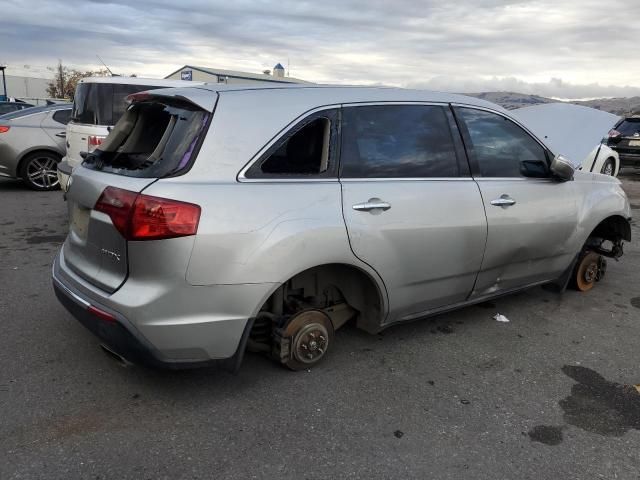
[493,313,510,323]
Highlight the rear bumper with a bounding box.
[608,145,640,168]
[52,253,260,371]
[618,152,640,168]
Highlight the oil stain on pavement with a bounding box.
[528,425,564,446]
[529,365,640,445]
[559,365,640,437]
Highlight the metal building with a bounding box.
[164,64,309,85]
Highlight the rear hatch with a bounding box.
[609,118,640,155]
[62,91,213,293]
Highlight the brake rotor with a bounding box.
[575,252,601,292]
[282,310,334,370]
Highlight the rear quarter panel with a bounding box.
[142,180,371,287]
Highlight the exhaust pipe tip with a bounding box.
[99,344,132,367]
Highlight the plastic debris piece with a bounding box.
[634,385,640,394]
[493,313,510,323]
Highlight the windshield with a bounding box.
[71,83,164,126]
[82,100,210,178]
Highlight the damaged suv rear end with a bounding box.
[52,87,258,370]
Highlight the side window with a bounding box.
[340,105,459,178]
[457,108,547,178]
[52,109,71,125]
[245,110,337,178]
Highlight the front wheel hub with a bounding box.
[574,251,605,292]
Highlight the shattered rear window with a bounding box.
[83,101,210,178]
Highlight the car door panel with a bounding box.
[338,104,487,323]
[471,178,577,296]
[41,112,67,151]
[342,179,487,321]
[454,106,580,296]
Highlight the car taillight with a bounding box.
[0,126,10,133]
[95,186,138,237]
[608,129,621,138]
[87,135,105,152]
[95,186,201,241]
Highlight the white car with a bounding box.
[57,77,204,191]
[511,103,620,176]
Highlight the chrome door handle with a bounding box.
[352,198,391,212]
[55,132,66,138]
[490,195,516,207]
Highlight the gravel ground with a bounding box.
[1,173,639,480]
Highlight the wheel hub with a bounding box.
[293,323,329,364]
[575,251,605,292]
[583,263,597,283]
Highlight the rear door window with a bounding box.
[340,105,460,178]
[82,100,210,178]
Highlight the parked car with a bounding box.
[52,85,631,372]
[607,116,640,168]
[57,76,204,191]
[512,103,620,176]
[0,104,72,190]
[0,100,35,115]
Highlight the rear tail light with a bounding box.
[608,129,621,138]
[95,186,201,241]
[87,135,106,152]
[0,126,10,133]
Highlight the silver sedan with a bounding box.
[0,104,71,190]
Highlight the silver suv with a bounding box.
[53,85,631,372]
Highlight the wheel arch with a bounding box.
[257,262,389,334]
[16,147,63,177]
[587,214,631,243]
[603,156,619,176]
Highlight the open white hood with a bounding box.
[511,103,620,165]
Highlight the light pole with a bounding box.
[0,64,7,101]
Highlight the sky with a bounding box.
[1,0,639,99]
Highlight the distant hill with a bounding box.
[468,92,556,110]
[467,91,640,116]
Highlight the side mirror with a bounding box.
[550,154,575,181]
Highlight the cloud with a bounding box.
[0,0,638,98]
[407,76,640,100]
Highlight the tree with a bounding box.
[46,60,110,100]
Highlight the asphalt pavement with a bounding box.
[1,173,640,480]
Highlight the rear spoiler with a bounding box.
[126,87,217,112]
